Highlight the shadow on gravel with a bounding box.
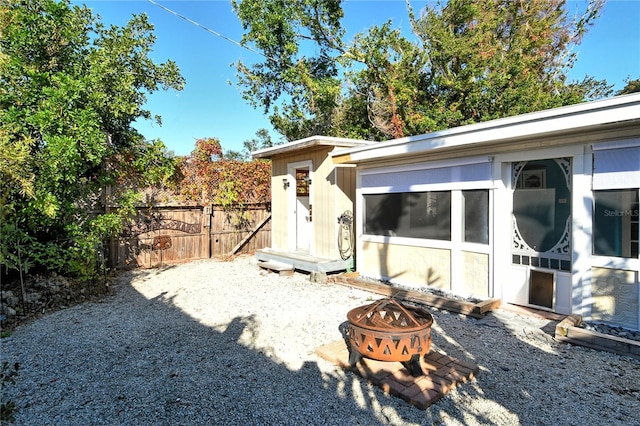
[425,309,640,425]
[3,265,640,426]
[2,269,426,425]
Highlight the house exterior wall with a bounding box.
[312,147,338,258]
[354,130,639,329]
[270,149,321,252]
[462,251,490,296]
[359,242,451,289]
[356,156,494,298]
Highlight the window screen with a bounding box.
[361,161,492,193]
[463,190,489,244]
[593,189,639,258]
[593,144,640,190]
[363,192,451,240]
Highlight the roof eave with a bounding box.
[251,135,375,159]
[331,93,640,164]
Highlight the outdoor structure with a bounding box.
[252,136,373,273]
[111,203,271,269]
[329,93,640,330]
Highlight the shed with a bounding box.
[332,94,640,330]
[252,135,373,273]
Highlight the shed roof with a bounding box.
[251,135,374,159]
[331,93,640,164]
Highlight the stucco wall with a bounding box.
[359,241,451,290]
[590,267,639,330]
[462,251,489,297]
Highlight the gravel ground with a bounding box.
[2,256,639,426]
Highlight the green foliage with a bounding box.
[232,0,613,141]
[225,128,277,161]
[0,362,20,423]
[0,130,35,206]
[178,137,271,212]
[214,167,252,229]
[0,222,36,275]
[0,0,184,280]
[232,0,347,138]
[402,0,611,132]
[345,22,429,138]
[617,77,640,95]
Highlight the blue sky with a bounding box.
[76,0,640,156]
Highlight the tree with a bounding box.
[0,0,184,280]
[616,77,640,95]
[232,0,612,140]
[224,128,278,161]
[344,22,431,139]
[178,137,271,209]
[402,0,611,132]
[232,0,347,139]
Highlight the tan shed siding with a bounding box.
[334,166,356,256]
[313,150,358,259]
[360,242,451,290]
[265,145,360,259]
[269,147,337,255]
[335,166,355,212]
[312,149,335,258]
[270,158,289,250]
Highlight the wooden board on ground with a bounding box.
[258,261,294,276]
[555,315,640,360]
[330,274,500,318]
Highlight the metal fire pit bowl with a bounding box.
[346,297,433,376]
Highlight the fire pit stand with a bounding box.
[346,297,434,377]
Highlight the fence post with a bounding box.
[203,204,212,259]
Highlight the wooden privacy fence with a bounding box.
[110,203,271,269]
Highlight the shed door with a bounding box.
[295,168,311,252]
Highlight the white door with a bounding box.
[296,195,310,252]
[509,158,572,311]
[287,162,312,253]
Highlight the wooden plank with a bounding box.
[258,261,294,276]
[230,214,272,255]
[473,298,502,315]
[554,318,640,360]
[333,276,499,318]
[565,327,636,350]
[555,315,581,337]
[556,335,640,360]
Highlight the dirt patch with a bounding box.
[1,273,111,332]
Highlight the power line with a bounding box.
[146,0,271,61]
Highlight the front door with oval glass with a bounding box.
[511,158,572,309]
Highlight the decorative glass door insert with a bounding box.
[511,158,571,309]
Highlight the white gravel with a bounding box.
[2,256,639,425]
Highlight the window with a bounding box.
[364,191,451,240]
[296,169,310,196]
[593,189,639,258]
[463,190,489,244]
[512,159,571,254]
[592,143,640,190]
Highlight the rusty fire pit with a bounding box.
[346,297,433,376]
